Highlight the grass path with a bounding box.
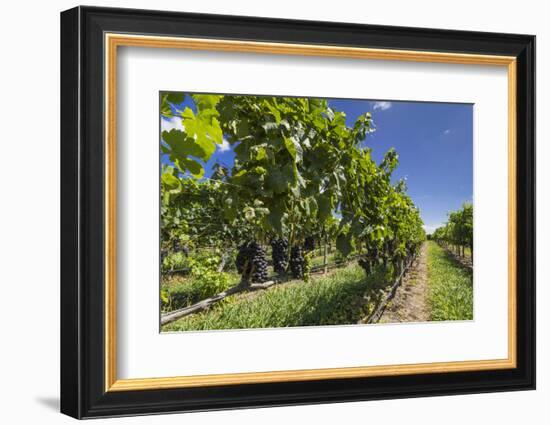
[378,242,430,324]
[378,241,473,323]
[426,241,473,321]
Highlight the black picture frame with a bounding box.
[61,5,535,419]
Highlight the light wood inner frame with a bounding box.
[104,33,517,392]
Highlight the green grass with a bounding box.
[162,264,391,332]
[427,241,473,321]
[161,272,240,312]
[309,252,338,268]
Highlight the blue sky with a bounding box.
[161,96,473,233]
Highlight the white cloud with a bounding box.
[372,101,392,111]
[218,139,231,152]
[160,116,184,133]
[423,223,443,234]
[443,129,451,135]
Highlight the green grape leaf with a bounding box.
[336,232,354,257]
[176,157,204,178]
[166,92,185,104]
[162,128,215,163]
[283,136,303,163]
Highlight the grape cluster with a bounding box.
[270,238,289,275]
[304,236,315,252]
[171,239,189,256]
[172,239,180,252]
[359,247,379,275]
[236,241,268,283]
[235,243,247,274]
[289,245,305,279]
[358,257,371,274]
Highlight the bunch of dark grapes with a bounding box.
[289,245,305,279]
[359,247,379,275]
[236,241,268,283]
[235,242,250,275]
[171,239,189,256]
[358,257,370,274]
[270,238,289,275]
[304,236,315,252]
[250,242,269,282]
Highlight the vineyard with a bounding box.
[430,203,473,268]
[159,92,472,331]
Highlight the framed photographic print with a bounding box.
[60,6,535,419]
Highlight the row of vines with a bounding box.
[430,203,473,259]
[160,93,426,313]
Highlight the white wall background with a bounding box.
[0,0,544,423]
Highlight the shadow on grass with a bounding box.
[441,248,473,278]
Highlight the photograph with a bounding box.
[159,92,474,332]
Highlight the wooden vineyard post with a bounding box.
[323,235,328,274]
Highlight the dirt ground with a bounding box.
[378,242,430,323]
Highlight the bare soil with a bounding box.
[378,242,430,323]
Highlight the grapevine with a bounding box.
[289,245,305,279]
[304,236,315,252]
[270,238,289,275]
[160,92,426,287]
[236,241,269,283]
